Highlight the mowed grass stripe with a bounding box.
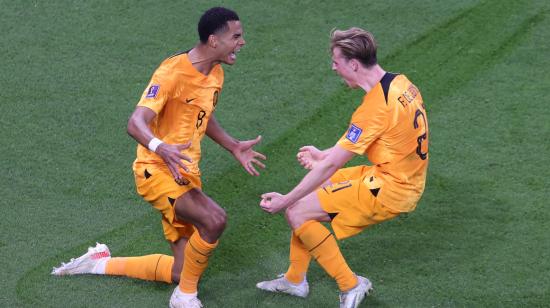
[382,0,483,66]
[391,0,540,98]
[17,2,545,307]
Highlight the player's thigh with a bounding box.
[174,188,226,227]
[134,164,200,242]
[317,177,399,240]
[285,192,331,230]
[329,165,371,183]
[284,166,373,230]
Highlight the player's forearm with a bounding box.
[321,147,334,159]
[285,159,339,206]
[206,115,238,153]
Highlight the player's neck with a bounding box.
[357,64,385,93]
[188,45,220,76]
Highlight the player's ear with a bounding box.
[351,59,359,71]
[208,34,217,48]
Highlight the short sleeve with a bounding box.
[136,67,174,114]
[337,99,388,155]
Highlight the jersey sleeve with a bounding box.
[136,66,174,114]
[337,99,388,155]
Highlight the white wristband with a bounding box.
[148,137,163,153]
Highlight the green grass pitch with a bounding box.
[1,0,549,307]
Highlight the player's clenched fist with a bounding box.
[259,192,288,214]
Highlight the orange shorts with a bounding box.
[133,163,200,242]
[317,166,400,240]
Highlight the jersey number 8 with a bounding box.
[196,110,206,129]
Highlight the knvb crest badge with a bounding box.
[146,84,160,98]
[346,124,362,143]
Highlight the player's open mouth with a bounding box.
[229,48,240,61]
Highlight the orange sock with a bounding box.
[105,254,174,283]
[295,221,357,291]
[179,232,218,293]
[284,232,311,284]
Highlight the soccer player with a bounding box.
[257,27,429,308]
[52,7,266,308]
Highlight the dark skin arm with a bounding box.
[127,106,192,183]
[206,114,266,176]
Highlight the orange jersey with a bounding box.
[337,73,429,212]
[134,53,224,175]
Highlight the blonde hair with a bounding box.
[330,27,377,67]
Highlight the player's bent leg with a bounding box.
[284,232,311,284]
[284,192,331,230]
[52,242,180,284]
[283,193,330,286]
[256,233,311,297]
[257,193,327,298]
[285,192,359,293]
[174,188,226,243]
[170,188,225,306]
[294,220,358,292]
[106,254,175,283]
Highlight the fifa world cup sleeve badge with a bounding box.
[146,84,160,98]
[346,124,362,143]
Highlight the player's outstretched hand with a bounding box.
[259,192,288,214]
[232,135,266,176]
[156,142,192,184]
[297,145,324,170]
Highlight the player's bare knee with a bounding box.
[284,206,294,224]
[212,209,227,231]
[285,206,304,230]
[203,209,227,238]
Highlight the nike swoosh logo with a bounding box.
[186,98,196,103]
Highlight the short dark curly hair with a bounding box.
[198,7,240,44]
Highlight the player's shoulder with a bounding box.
[211,63,224,80]
[382,72,416,105]
[168,49,191,60]
[152,51,194,83]
[389,74,419,93]
[382,73,419,99]
[380,72,399,101]
[358,72,400,110]
[158,50,189,68]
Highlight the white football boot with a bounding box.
[256,274,309,298]
[51,243,111,275]
[169,287,203,308]
[339,276,373,308]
